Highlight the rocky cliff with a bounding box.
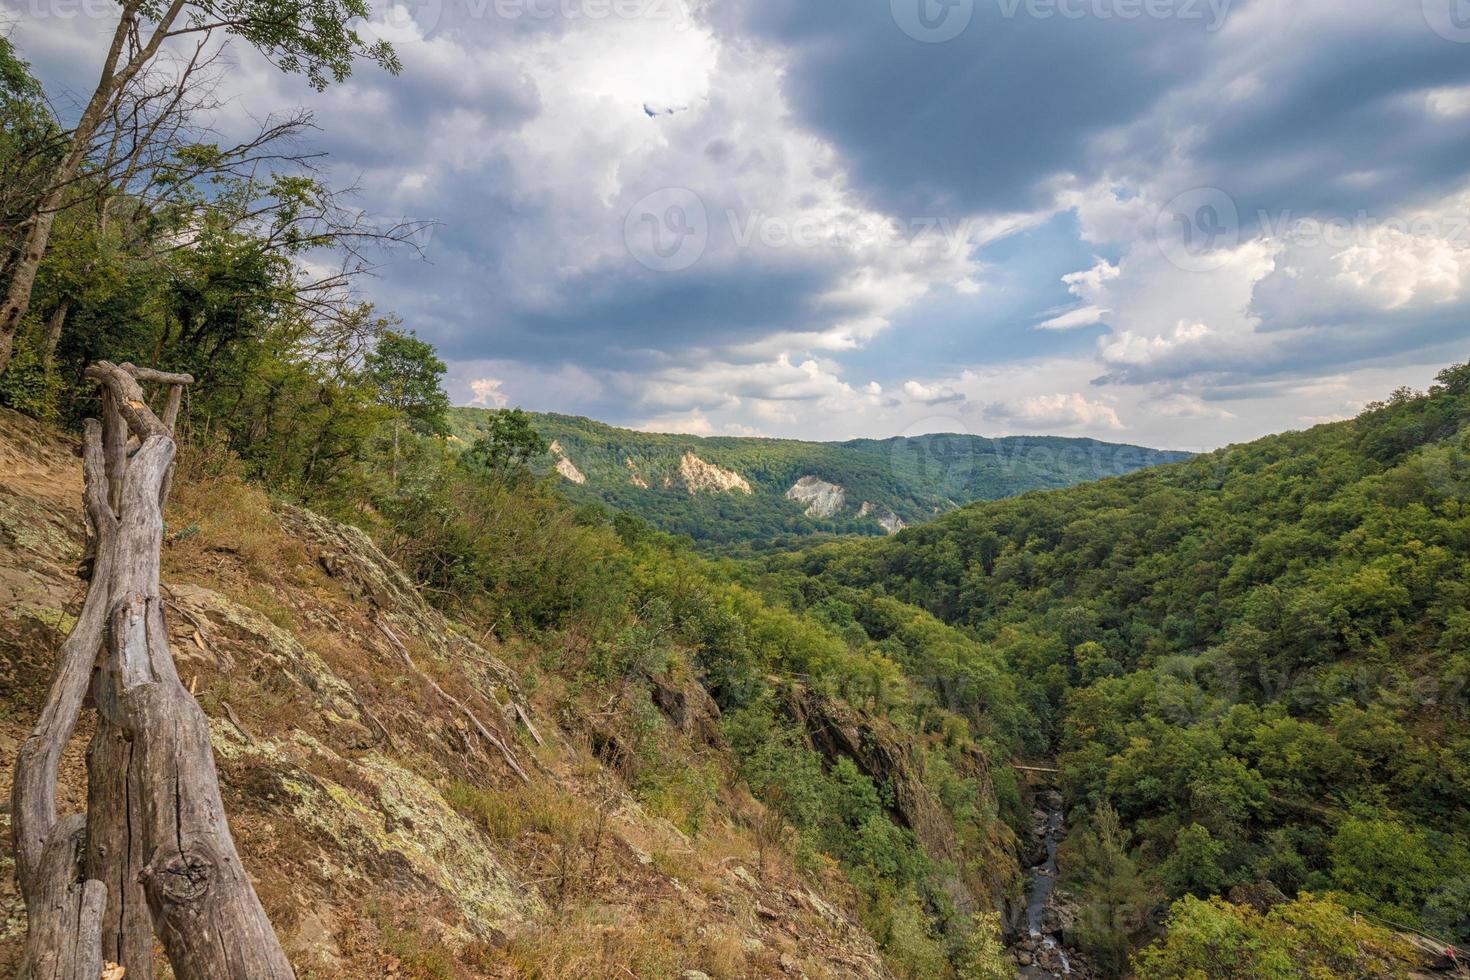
[785,476,846,518]
[678,452,752,495]
[0,409,890,979]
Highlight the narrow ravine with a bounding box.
[1009,786,1087,978]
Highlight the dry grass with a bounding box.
[487,900,753,979]
[446,781,590,845]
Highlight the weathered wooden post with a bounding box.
[11,361,295,980]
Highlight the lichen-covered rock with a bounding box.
[273,502,525,706]
[166,581,366,721]
[275,505,426,617]
[211,726,541,938]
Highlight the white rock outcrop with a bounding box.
[678,453,752,494]
[548,440,586,484]
[555,457,586,484]
[859,501,906,535]
[625,458,649,488]
[786,476,846,518]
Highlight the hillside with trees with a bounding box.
[767,366,1470,972]
[447,407,1190,552]
[1,12,1463,980]
[0,25,1030,979]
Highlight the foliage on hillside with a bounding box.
[446,407,1191,551]
[1134,893,1419,979]
[0,35,1035,976]
[771,365,1470,967]
[0,394,1029,978]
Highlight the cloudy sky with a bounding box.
[11,0,1470,450]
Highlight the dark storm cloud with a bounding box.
[415,254,842,364]
[706,0,1229,215]
[709,0,1470,226]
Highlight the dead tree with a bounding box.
[10,361,295,980]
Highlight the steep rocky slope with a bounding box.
[0,409,894,979]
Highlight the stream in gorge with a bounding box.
[1007,786,1088,979]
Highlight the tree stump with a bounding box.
[10,361,295,979]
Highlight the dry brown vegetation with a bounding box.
[0,408,890,979]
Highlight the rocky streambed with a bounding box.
[1008,787,1092,979]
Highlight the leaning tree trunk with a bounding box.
[10,361,295,980]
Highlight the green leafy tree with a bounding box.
[365,328,449,480]
[0,0,400,374]
[1062,803,1156,976]
[462,408,549,484]
[1162,823,1229,898]
[956,912,1013,980]
[1329,816,1438,925]
[1134,894,1418,979]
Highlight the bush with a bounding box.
[1134,893,1418,979]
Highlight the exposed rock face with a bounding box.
[786,476,846,518]
[625,458,649,488]
[547,440,586,484]
[781,684,1019,910]
[644,669,726,750]
[0,408,899,980]
[858,501,906,535]
[678,452,751,494]
[555,457,586,484]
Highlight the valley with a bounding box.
[446,408,1192,551]
[6,363,1470,978]
[4,2,1469,975]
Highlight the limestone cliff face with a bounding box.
[786,476,846,518]
[625,458,648,488]
[859,501,907,535]
[548,440,586,484]
[554,457,586,484]
[677,452,751,494]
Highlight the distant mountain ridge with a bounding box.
[446,407,1193,549]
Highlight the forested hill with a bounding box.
[762,363,1470,970]
[446,407,1191,549]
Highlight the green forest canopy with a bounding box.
[763,364,1470,964]
[446,406,1191,551]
